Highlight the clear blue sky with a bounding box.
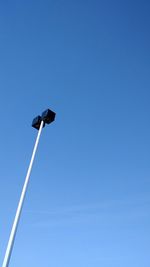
[0,0,150,266]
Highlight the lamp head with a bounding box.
[41,109,56,124]
[32,116,43,130]
[32,109,56,130]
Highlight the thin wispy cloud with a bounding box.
[24,193,150,228]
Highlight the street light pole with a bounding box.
[2,109,56,267]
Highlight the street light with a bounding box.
[2,108,56,267]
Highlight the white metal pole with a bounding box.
[2,120,44,267]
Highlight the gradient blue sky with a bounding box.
[0,0,150,266]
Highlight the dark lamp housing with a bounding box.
[41,109,56,124]
[32,108,56,130]
[32,116,42,130]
